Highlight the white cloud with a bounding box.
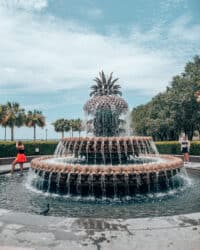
[0,6,199,97]
[0,0,48,11]
[169,15,200,41]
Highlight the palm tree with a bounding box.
[52,119,70,139]
[74,118,83,137]
[26,110,46,141]
[0,105,7,140]
[69,119,83,137]
[0,105,6,140]
[3,102,25,141]
[90,71,122,97]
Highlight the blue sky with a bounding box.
[0,0,200,140]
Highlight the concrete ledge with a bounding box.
[0,163,30,175]
[186,166,200,176]
[173,154,200,162]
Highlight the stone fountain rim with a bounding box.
[30,155,183,175]
[60,136,153,142]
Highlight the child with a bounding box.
[11,141,27,176]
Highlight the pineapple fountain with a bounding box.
[30,72,183,198]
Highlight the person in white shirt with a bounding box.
[179,135,190,163]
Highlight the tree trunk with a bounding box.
[34,125,36,141]
[62,131,64,139]
[11,126,14,141]
[4,126,6,141]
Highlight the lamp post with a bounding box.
[45,128,48,141]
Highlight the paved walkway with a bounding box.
[0,209,200,250]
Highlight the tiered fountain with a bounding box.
[31,71,183,198]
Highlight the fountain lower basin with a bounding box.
[30,154,183,197]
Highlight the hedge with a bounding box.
[0,140,200,158]
[155,141,200,155]
[0,141,58,158]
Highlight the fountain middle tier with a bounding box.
[31,155,183,175]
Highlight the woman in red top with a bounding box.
[11,141,27,176]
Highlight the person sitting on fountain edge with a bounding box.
[179,135,190,164]
[11,141,27,176]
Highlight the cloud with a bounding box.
[0,5,199,98]
[169,15,200,41]
[0,0,48,11]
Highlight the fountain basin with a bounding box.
[30,154,183,197]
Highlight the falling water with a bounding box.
[66,173,71,196]
[56,172,61,193]
[101,139,105,165]
[149,140,159,156]
[94,140,97,165]
[124,175,130,196]
[101,175,106,198]
[109,139,113,165]
[76,174,82,196]
[117,139,122,164]
[54,141,63,156]
[123,139,128,158]
[86,141,90,164]
[155,172,159,192]
[47,172,53,192]
[113,175,118,199]
[129,138,135,157]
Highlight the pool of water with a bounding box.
[0,170,200,218]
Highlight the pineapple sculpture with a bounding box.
[84,71,128,137]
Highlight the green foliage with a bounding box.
[90,71,122,97]
[0,103,46,141]
[131,55,200,140]
[0,141,58,158]
[2,102,26,141]
[52,118,83,138]
[155,141,181,154]
[26,110,46,140]
[155,141,200,155]
[52,119,70,138]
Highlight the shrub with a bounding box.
[155,141,200,155]
[0,140,200,158]
[0,141,58,158]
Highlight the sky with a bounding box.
[0,0,200,140]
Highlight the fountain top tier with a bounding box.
[83,95,128,115]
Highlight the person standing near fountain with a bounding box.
[180,135,190,164]
[11,141,27,176]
